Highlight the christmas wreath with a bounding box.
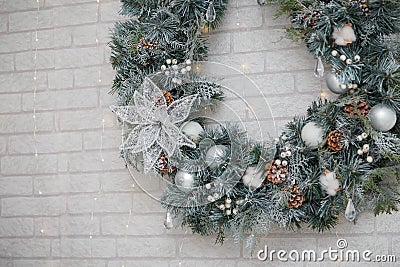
[110,0,400,250]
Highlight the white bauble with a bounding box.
[301,122,325,149]
[205,145,229,169]
[174,170,195,192]
[181,121,204,142]
[242,166,264,189]
[368,104,397,132]
[319,172,340,196]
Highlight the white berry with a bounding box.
[285,151,292,157]
[340,84,347,90]
[172,59,178,64]
[186,59,192,65]
[361,132,368,139]
[225,203,231,209]
[346,59,353,65]
[181,68,187,74]
[233,209,239,215]
[280,152,287,158]
[161,65,167,71]
[282,160,288,166]
[226,209,231,216]
[366,156,373,163]
[186,66,192,72]
[331,50,338,57]
[166,59,172,65]
[357,135,363,142]
[352,84,358,89]
[219,204,225,210]
[225,198,232,204]
[340,55,347,61]
[205,183,212,189]
[354,55,361,62]
[275,159,281,166]
[347,84,353,89]
[357,149,364,155]
[172,64,179,70]
[207,195,215,202]
[213,193,219,199]
[363,144,370,152]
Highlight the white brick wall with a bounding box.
[0,0,398,266]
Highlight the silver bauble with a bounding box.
[368,104,397,132]
[301,122,325,149]
[326,72,348,94]
[174,170,195,192]
[205,145,229,169]
[181,121,204,142]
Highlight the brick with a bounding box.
[218,7,263,30]
[100,1,123,22]
[117,237,176,258]
[102,214,165,236]
[265,49,315,72]
[132,192,165,214]
[67,193,131,214]
[0,136,6,154]
[72,24,97,46]
[1,196,66,216]
[376,211,400,233]
[0,71,47,93]
[22,88,98,111]
[0,14,8,32]
[48,69,73,89]
[74,65,115,87]
[208,52,265,74]
[9,9,53,32]
[53,4,98,27]
[0,218,34,237]
[13,260,61,267]
[207,33,231,55]
[34,173,101,194]
[0,239,51,257]
[0,112,53,134]
[1,154,57,175]
[60,260,107,267]
[60,215,100,236]
[0,93,21,113]
[55,47,103,69]
[52,238,116,258]
[295,71,323,93]
[45,0,98,7]
[83,129,121,150]
[179,237,240,258]
[263,6,291,27]
[100,171,143,193]
[0,32,31,53]
[68,151,123,172]
[15,50,55,71]
[0,0,45,12]
[234,29,297,53]
[0,54,14,72]
[31,29,72,50]
[0,176,33,196]
[34,217,60,237]
[58,109,113,131]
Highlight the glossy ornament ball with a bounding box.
[174,170,195,192]
[368,104,397,132]
[326,72,348,94]
[181,121,204,142]
[301,122,325,149]
[205,145,229,169]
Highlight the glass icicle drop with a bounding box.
[163,211,174,229]
[345,198,356,222]
[206,1,216,22]
[314,57,325,78]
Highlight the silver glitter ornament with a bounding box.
[368,104,397,132]
[314,57,325,78]
[205,1,216,22]
[175,170,195,192]
[326,72,348,94]
[345,198,356,222]
[163,211,173,229]
[205,145,229,168]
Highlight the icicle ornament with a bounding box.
[164,211,174,229]
[345,198,356,222]
[206,1,216,22]
[314,57,325,78]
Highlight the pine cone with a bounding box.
[327,130,344,152]
[344,99,370,116]
[157,153,176,174]
[264,160,287,184]
[288,185,306,209]
[155,91,174,107]
[136,38,157,51]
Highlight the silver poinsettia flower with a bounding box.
[111,78,198,173]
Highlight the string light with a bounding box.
[236,0,240,26]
